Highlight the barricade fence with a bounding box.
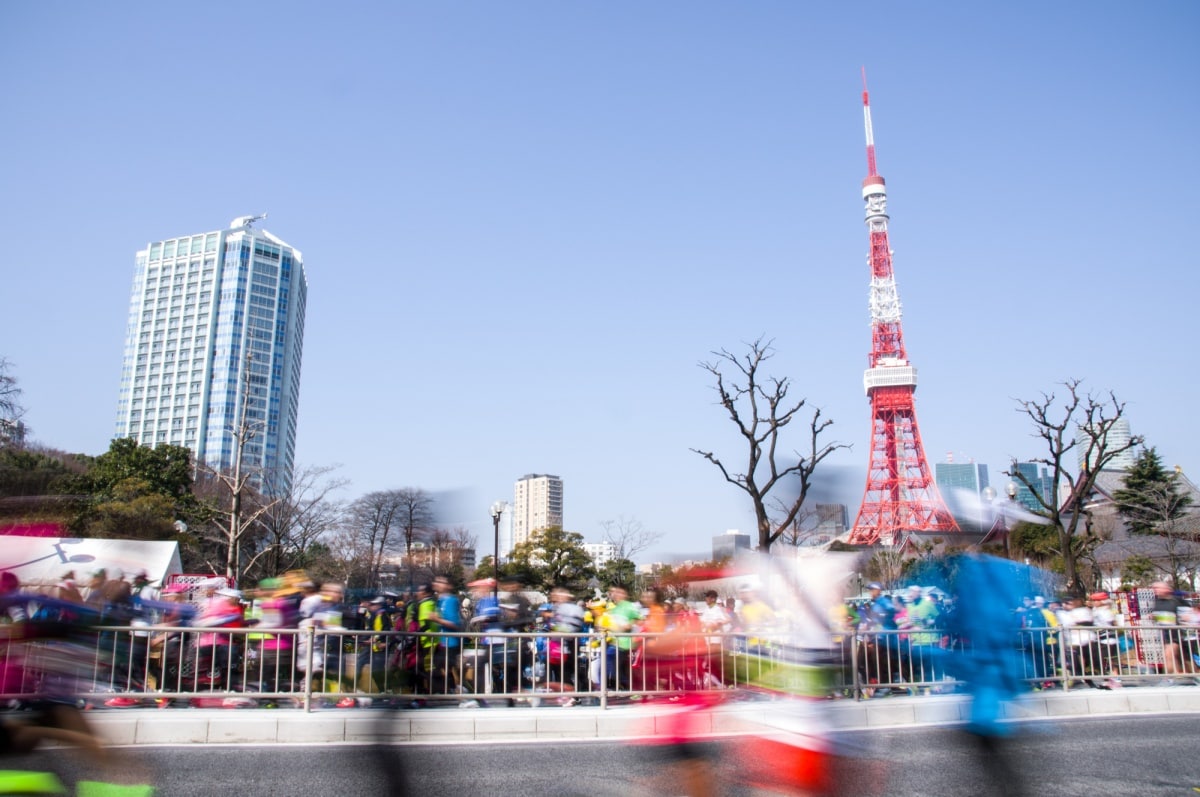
[2,625,1197,711]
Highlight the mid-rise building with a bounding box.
[583,541,619,567]
[385,541,476,577]
[511,473,563,551]
[712,530,751,560]
[114,216,307,495]
[812,503,849,541]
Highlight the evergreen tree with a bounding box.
[1113,448,1192,536]
[507,526,596,593]
[58,438,210,546]
[596,557,637,591]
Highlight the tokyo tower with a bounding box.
[846,76,959,546]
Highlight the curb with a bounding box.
[78,686,1200,746]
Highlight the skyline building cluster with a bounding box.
[108,177,1145,563]
[114,216,307,495]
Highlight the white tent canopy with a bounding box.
[1,536,183,588]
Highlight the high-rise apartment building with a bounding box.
[114,216,307,495]
[511,473,563,550]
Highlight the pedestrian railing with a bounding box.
[2,624,1197,711]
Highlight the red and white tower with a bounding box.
[847,77,959,546]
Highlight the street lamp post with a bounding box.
[982,486,998,535]
[490,501,506,601]
[1004,482,1019,560]
[983,482,1019,559]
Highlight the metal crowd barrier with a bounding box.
[2,624,1197,711]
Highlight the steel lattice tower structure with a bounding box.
[847,78,959,545]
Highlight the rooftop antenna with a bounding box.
[231,213,268,229]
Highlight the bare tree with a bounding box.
[0,357,27,447]
[448,525,477,552]
[348,490,407,588]
[396,488,435,590]
[425,526,477,580]
[692,338,849,552]
[314,526,374,587]
[0,357,24,422]
[599,515,662,561]
[197,353,279,583]
[776,505,822,547]
[1011,378,1142,593]
[243,464,349,579]
[863,546,906,590]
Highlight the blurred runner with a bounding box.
[1,570,157,795]
[943,554,1039,797]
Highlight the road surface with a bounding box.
[3,715,1195,796]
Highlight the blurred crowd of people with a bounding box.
[3,563,1198,716]
[3,559,1199,797]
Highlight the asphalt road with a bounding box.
[3,715,1197,796]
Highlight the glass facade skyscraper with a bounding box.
[1077,417,1138,472]
[114,217,307,495]
[935,462,990,496]
[935,461,991,531]
[1010,462,1051,512]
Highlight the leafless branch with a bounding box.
[693,337,849,552]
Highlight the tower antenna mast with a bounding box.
[862,67,877,178]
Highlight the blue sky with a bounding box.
[1,2,1196,561]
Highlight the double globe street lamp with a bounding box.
[982,481,1020,558]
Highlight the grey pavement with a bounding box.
[81,685,1200,746]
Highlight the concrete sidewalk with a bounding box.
[81,686,1200,746]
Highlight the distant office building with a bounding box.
[1077,417,1138,472]
[114,216,307,495]
[458,546,477,572]
[511,473,563,551]
[712,530,751,560]
[1010,462,1052,512]
[935,461,990,497]
[394,541,475,575]
[813,503,849,540]
[583,542,618,567]
[936,461,990,530]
